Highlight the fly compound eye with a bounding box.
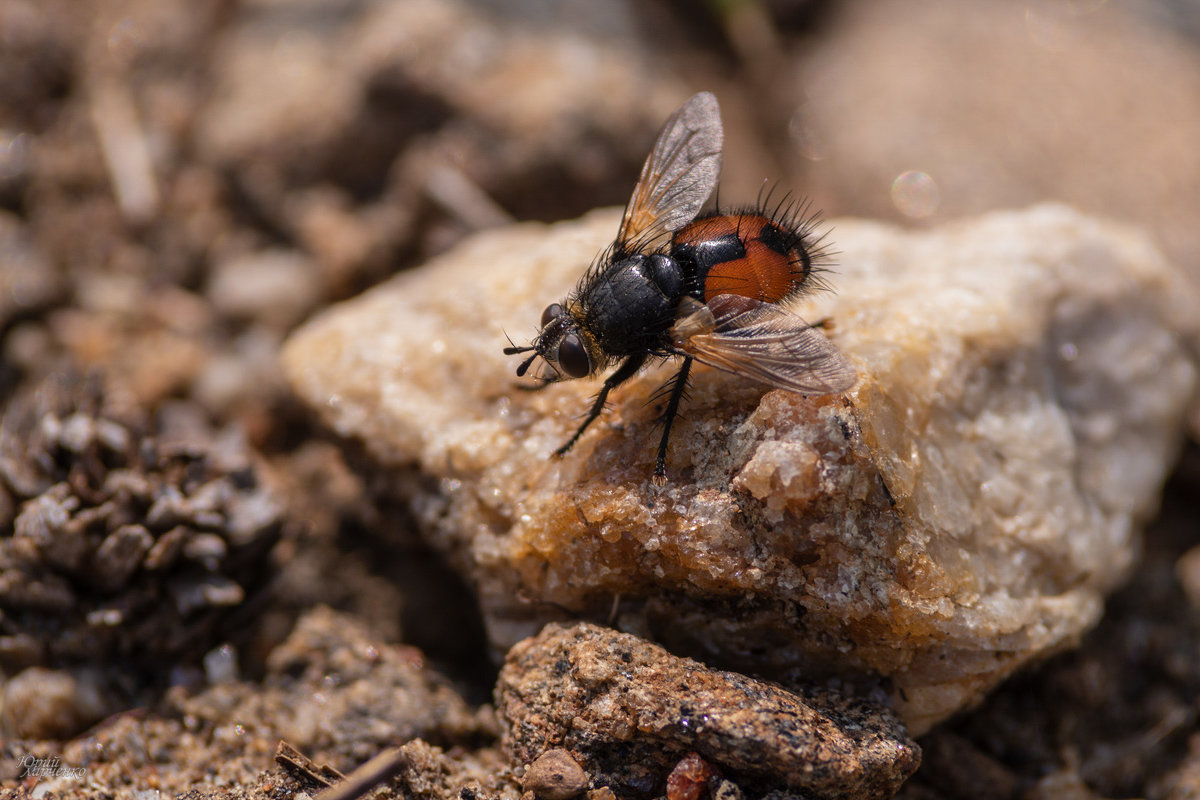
[541,303,564,329]
[556,333,591,378]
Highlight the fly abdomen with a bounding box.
[673,213,812,304]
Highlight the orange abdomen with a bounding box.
[671,213,810,304]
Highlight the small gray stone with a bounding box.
[94,418,131,455]
[170,574,245,615]
[0,569,75,611]
[523,749,589,800]
[0,212,62,330]
[206,249,322,330]
[143,526,188,571]
[0,633,44,670]
[182,532,229,570]
[712,780,743,800]
[57,413,97,452]
[146,485,188,530]
[15,486,85,572]
[0,667,113,739]
[223,489,282,546]
[0,484,13,530]
[202,643,240,685]
[92,524,154,591]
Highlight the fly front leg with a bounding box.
[555,353,648,457]
[653,356,693,482]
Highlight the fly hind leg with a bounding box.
[652,356,693,483]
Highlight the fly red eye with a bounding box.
[556,333,591,378]
[541,303,564,329]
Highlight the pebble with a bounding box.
[522,749,589,800]
[0,667,112,739]
[496,623,920,800]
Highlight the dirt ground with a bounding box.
[1,1,1199,798]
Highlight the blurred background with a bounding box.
[1,0,1199,796]
[4,0,1200,420]
[4,0,1200,425]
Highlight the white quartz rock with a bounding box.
[283,204,1197,733]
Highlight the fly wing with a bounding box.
[672,295,857,395]
[615,92,723,250]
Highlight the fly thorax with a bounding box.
[580,255,684,355]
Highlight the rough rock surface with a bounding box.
[282,205,1198,733]
[496,622,919,800]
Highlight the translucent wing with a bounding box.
[671,295,857,395]
[615,92,723,250]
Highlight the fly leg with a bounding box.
[653,356,692,482]
[556,353,647,457]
